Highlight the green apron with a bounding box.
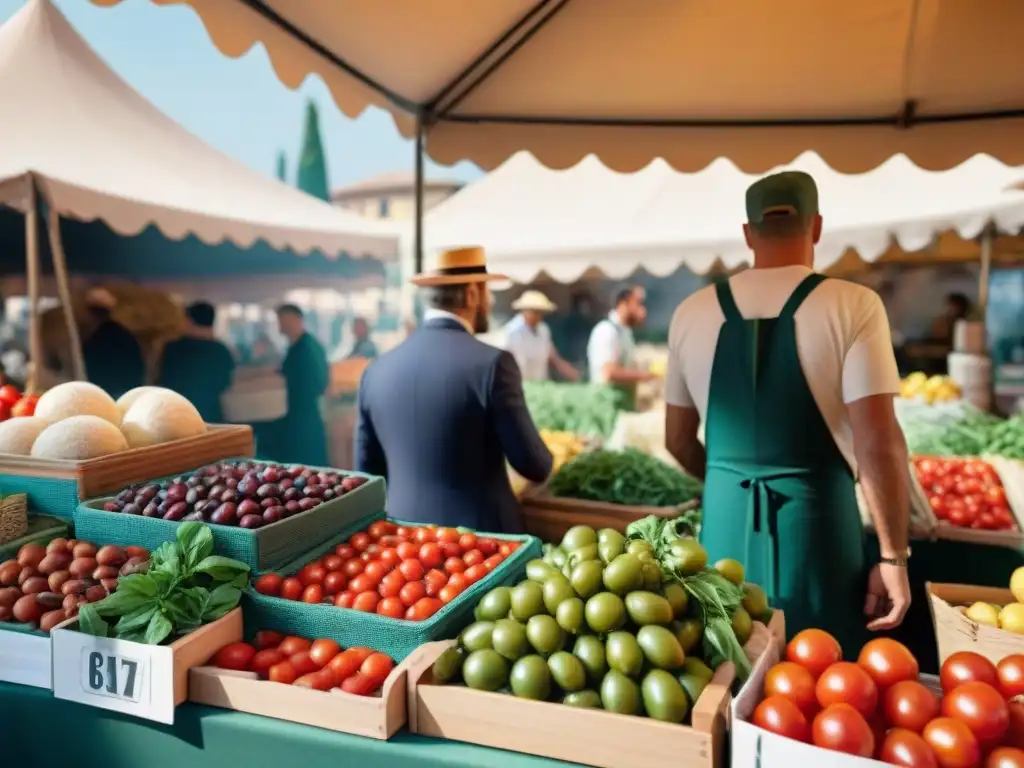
[700,273,867,653]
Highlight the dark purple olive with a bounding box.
[212,502,236,521]
[278,477,294,491]
[297,497,319,512]
[262,506,285,524]
[156,501,168,515]
[220,489,238,504]
[139,485,159,501]
[234,461,251,472]
[303,485,325,499]
[261,467,280,483]
[282,487,301,502]
[181,512,204,522]
[186,476,202,488]
[238,514,262,529]
[163,502,188,521]
[121,503,142,516]
[166,483,187,502]
[171,476,185,486]
[259,497,279,509]
[322,488,335,501]
[208,483,226,498]
[210,505,237,526]
[192,499,211,514]
[102,501,118,512]
[340,476,361,492]
[255,483,278,500]
[237,499,261,517]
[284,500,301,516]
[224,477,238,490]
[142,502,161,517]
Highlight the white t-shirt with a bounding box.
[587,312,635,383]
[665,266,900,472]
[504,315,553,381]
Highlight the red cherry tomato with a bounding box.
[998,655,1024,700]
[342,559,365,578]
[752,695,809,742]
[815,662,879,718]
[883,679,941,733]
[406,597,443,621]
[878,728,938,768]
[812,703,875,757]
[277,636,311,656]
[857,638,919,689]
[462,549,484,567]
[280,577,303,601]
[476,538,499,556]
[940,652,999,693]
[435,527,460,544]
[438,584,463,604]
[253,630,283,651]
[444,557,467,574]
[322,571,348,595]
[988,747,1024,768]
[364,561,391,583]
[411,527,435,545]
[378,548,401,568]
[483,554,505,572]
[309,639,341,668]
[787,629,843,678]
[398,558,425,582]
[378,570,406,598]
[1007,702,1024,749]
[253,573,283,596]
[340,672,385,696]
[419,543,443,569]
[334,591,356,608]
[399,580,426,607]
[348,574,375,594]
[942,681,1010,742]
[424,569,448,596]
[322,555,343,572]
[289,651,320,676]
[327,647,374,683]
[213,642,257,671]
[396,542,418,560]
[250,649,285,678]
[377,596,405,619]
[464,564,489,585]
[353,591,380,613]
[301,584,323,604]
[299,563,326,586]
[458,533,477,552]
[367,520,396,540]
[334,544,356,560]
[267,660,297,684]
[360,652,395,679]
[764,662,818,717]
[349,532,373,551]
[922,717,981,768]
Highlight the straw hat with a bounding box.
[512,290,557,313]
[411,246,508,287]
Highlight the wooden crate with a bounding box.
[0,424,253,519]
[188,652,413,740]
[407,612,784,768]
[927,581,1024,666]
[519,483,699,543]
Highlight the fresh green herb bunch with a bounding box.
[78,523,249,645]
[985,414,1024,460]
[549,448,703,508]
[523,382,627,437]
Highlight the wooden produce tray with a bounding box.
[0,424,254,520]
[406,612,785,768]
[926,581,1024,666]
[519,482,699,543]
[189,653,415,740]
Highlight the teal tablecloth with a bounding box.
[0,683,577,768]
[865,533,1024,673]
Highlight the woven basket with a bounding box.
[244,513,541,661]
[73,463,386,573]
[0,494,28,545]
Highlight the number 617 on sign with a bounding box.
[82,650,143,703]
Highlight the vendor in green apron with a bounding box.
[662,171,913,653]
[586,285,655,410]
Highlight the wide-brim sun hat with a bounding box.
[512,290,557,313]
[410,246,509,287]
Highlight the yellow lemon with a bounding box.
[965,602,1001,628]
[1010,567,1024,603]
[999,603,1024,634]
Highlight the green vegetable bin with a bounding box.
[72,463,386,573]
[243,512,541,662]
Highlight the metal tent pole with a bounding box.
[413,118,425,321]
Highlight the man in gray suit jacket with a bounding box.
[355,247,552,533]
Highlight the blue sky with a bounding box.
[0,0,482,189]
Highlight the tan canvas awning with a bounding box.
[91,0,1024,173]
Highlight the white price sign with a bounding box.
[52,625,177,724]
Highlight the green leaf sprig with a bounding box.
[78,523,249,645]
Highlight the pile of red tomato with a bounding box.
[914,457,1016,531]
[0,384,37,420]
[213,631,395,695]
[252,520,520,622]
[752,628,1024,767]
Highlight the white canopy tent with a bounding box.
[425,151,1024,284]
[0,0,397,259]
[0,0,400,387]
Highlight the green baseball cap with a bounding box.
[745,171,818,228]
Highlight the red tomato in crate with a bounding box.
[398,559,425,582]
[458,533,477,552]
[878,728,938,768]
[922,717,980,768]
[463,549,484,567]
[299,563,326,586]
[764,662,817,717]
[435,527,460,544]
[353,591,380,613]
[999,656,1024,700]
[942,681,1009,742]
[786,629,843,678]
[213,642,257,671]
[360,653,394,679]
[322,555,343,572]
[464,564,489,585]
[444,557,466,574]
[378,548,400,568]
[323,571,348,596]
[379,570,406,598]
[411,527,435,545]
[367,520,395,540]
[406,597,443,621]
[289,652,320,677]
[364,561,391,583]
[418,543,443,569]
[752,695,809,742]
[396,542,418,561]
[301,584,323,604]
[424,569,448,597]
[334,545,356,560]
[377,596,405,618]
[477,538,499,556]
[268,661,297,685]
[811,703,875,757]
[857,638,919,688]
[309,639,341,668]
[940,652,999,693]
[815,662,878,718]
[280,578,303,601]
[10,394,37,417]
[988,748,1024,768]
[438,584,462,604]
[334,591,356,608]
[340,673,384,696]
[253,630,283,651]
[253,573,283,596]
[883,680,941,733]
[342,559,365,578]
[0,384,21,406]
[250,649,286,678]
[277,636,312,656]
[399,581,426,607]
[350,532,372,552]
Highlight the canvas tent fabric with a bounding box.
[424,151,1024,284]
[91,0,1024,174]
[0,0,398,263]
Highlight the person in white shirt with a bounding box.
[586,286,655,408]
[504,291,579,382]
[664,170,912,651]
